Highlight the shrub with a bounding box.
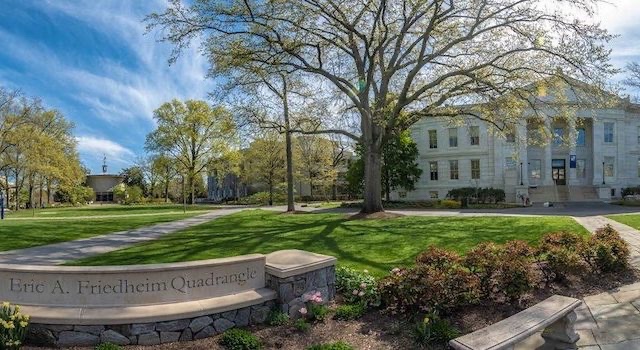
[446,187,505,204]
[496,241,537,303]
[415,246,461,269]
[334,303,366,321]
[536,232,585,282]
[306,342,355,350]
[219,329,262,350]
[335,267,380,307]
[622,186,640,196]
[439,199,461,209]
[0,302,29,350]
[379,256,479,314]
[95,344,122,350]
[294,319,310,332]
[266,310,289,326]
[307,303,330,322]
[463,242,501,299]
[582,225,630,273]
[412,314,460,348]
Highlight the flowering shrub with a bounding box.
[300,291,329,322]
[463,242,501,299]
[536,232,585,282]
[0,302,29,350]
[335,267,380,307]
[582,225,630,273]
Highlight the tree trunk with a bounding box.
[309,179,313,201]
[268,182,273,206]
[362,148,384,213]
[282,80,295,212]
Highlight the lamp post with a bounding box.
[602,161,606,185]
[520,162,524,186]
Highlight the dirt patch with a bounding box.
[348,211,405,220]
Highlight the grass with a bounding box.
[0,212,207,251]
[6,204,219,218]
[606,214,640,230]
[71,210,588,275]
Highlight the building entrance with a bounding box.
[552,159,566,185]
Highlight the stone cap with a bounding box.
[265,250,336,278]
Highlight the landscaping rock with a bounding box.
[314,268,328,288]
[138,332,161,345]
[235,307,251,327]
[156,319,190,332]
[189,316,213,333]
[214,318,235,333]
[42,324,73,332]
[293,279,306,297]
[100,330,130,345]
[194,325,215,340]
[221,310,237,321]
[160,331,181,343]
[57,331,100,347]
[179,328,193,341]
[279,283,294,303]
[74,325,105,335]
[26,326,56,346]
[251,304,272,324]
[130,323,155,335]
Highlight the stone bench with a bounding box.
[449,295,582,350]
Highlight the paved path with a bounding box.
[0,208,242,265]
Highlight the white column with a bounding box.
[517,122,528,186]
[592,119,604,185]
[543,118,554,185]
[568,118,578,185]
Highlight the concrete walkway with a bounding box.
[0,208,242,265]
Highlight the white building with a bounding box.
[393,81,640,203]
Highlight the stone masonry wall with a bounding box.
[26,301,274,347]
[265,265,336,318]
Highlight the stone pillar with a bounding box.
[264,250,337,318]
[541,310,580,349]
[517,122,529,186]
[592,119,604,186]
[543,117,554,185]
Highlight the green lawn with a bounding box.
[6,204,219,219]
[71,210,588,275]
[607,214,640,230]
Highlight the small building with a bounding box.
[85,157,123,202]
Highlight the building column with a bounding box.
[543,117,554,185]
[568,118,578,186]
[517,122,528,186]
[592,119,604,185]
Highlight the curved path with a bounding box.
[0,208,243,265]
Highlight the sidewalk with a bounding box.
[0,208,242,265]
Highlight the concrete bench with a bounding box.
[449,295,582,350]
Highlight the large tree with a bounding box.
[244,133,286,205]
[624,62,640,91]
[147,0,614,213]
[146,99,234,204]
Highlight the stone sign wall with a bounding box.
[0,255,265,306]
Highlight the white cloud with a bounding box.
[75,136,135,167]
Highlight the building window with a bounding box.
[430,161,438,180]
[398,191,407,198]
[553,127,564,146]
[577,159,586,178]
[470,126,480,146]
[429,130,438,149]
[577,128,586,146]
[471,159,480,179]
[505,157,516,170]
[529,159,541,180]
[604,122,614,143]
[429,191,439,199]
[449,160,459,180]
[604,156,615,177]
[448,128,458,147]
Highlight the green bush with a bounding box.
[0,302,29,350]
[238,191,286,205]
[446,187,505,204]
[266,310,289,326]
[582,225,630,273]
[412,314,460,348]
[463,242,501,299]
[308,303,330,322]
[497,240,537,303]
[536,232,585,282]
[294,319,310,332]
[439,199,461,209]
[622,186,640,196]
[335,267,380,307]
[334,303,366,321]
[219,329,262,350]
[95,343,122,350]
[306,342,355,350]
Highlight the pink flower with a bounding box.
[391,268,401,275]
[299,307,308,315]
[352,290,359,295]
[360,283,367,289]
[358,291,365,297]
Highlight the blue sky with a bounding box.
[0,0,638,174]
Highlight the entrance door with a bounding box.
[552,159,566,185]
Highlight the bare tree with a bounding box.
[147,0,615,213]
[624,62,640,90]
